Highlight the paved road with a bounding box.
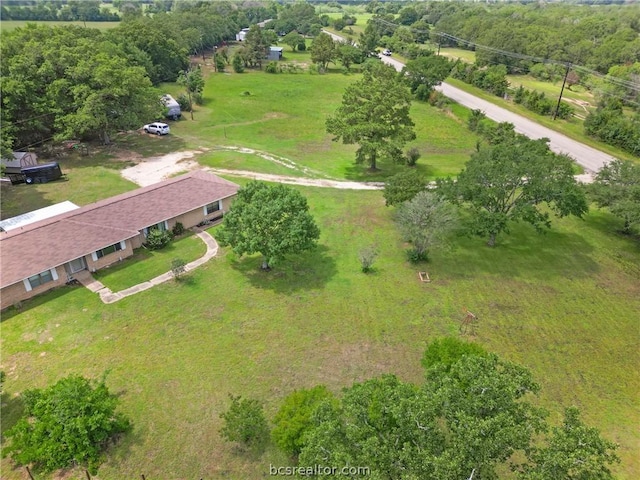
[378,55,615,174]
[323,31,616,174]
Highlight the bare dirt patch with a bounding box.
[120,151,202,186]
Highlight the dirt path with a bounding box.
[121,148,593,188]
[120,149,383,189]
[203,168,383,190]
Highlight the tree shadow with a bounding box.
[0,387,25,436]
[228,245,337,293]
[341,158,435,183]
[0,284,85,321]
[435,227,600,281]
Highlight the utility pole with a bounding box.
[553,62,572,121]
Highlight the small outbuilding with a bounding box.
[267,46,283,61]
[1,152,38,175]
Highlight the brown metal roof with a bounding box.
[0,171,238,288]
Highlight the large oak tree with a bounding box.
[326,62,415,171]
[217,181,320,270]
[437,136,588,246]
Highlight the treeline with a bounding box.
[0,0,120,21]
[0,2,273,152]
[427,1,640,75]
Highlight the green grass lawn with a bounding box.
[1,63,638,480]
[322,12,372,38]
[1,185,639,479]
[171,70,478,181]
[93,232,207,292]
[437,46,477,64]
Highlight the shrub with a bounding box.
[406,247,428,263]
[192,92,203,105]
[232,55,244,73]
[426,90,448,108]
[265,61,280,74]
[176,93,191,111]
[404,147,421,167]
[172,222,185,236]
[272,386,334,457]
[358,244,379,273]
[219,395,269,450]
[145,229,172,250]
[171,258,187,279]
[297,41,306,51]
[215,56,226,73]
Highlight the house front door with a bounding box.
[68,257,87,274]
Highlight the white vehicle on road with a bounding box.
[143,122,170,135]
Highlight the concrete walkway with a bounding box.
[75,228,218,304]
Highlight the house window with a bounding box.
[205,201,221,215]
[96,242,123,259]
[144,221,168,236]
[27,270,54,289]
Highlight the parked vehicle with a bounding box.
[382,49,392,56]
[161,94,181,120]
[143,122,170,135]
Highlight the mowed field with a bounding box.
[1,69,639,479]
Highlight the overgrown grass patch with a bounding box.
[2,186,638,479]
[93,232,206,292]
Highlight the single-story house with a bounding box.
[0,201,79,232]
[268,46,284,61]
[0,171,239,309]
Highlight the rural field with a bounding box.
[1,67,639,480]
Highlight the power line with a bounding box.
[370,16,640,95]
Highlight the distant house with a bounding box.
[235,20,272,41]
[268,46,284,61]
[235,28,250,42]
[0,171,239,309]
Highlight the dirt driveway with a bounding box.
[121,151,202,186]
[120,149,384,190]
